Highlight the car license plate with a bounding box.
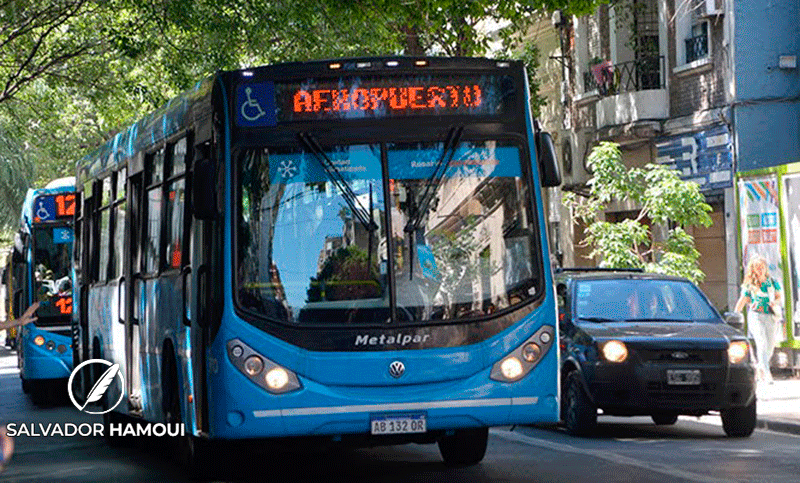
[370,414,427,435]
[667,369,701,385]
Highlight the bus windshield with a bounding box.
[32,225,73,321]
[237,139,540,326]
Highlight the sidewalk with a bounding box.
[755,376,800,435]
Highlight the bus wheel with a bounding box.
[164,352,211,479]
[437,427,488,467]
[21,378,30,394]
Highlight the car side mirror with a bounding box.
[724,312,744,331]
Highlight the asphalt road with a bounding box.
[2,345,799,483]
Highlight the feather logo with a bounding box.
[68,360,125,414]
[80,363,120,411]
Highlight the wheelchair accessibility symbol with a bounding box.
[236,82,276,127]
[241,87,266,121]
[37,201,52,221]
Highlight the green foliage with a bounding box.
[0,0,606,232]
[564,142,712,283]
[514,42,548,118]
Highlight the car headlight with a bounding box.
[227,339,301,394]
[601,340,628,363]
[490,326,556,382]
[728,340,749,364]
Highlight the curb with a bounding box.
[756,417,800,436]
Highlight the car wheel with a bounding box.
[438,427,489,467]
[564,371,596,436]
[651,413,679,425]
[721,398,756,437]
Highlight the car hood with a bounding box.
[581,321,741,348]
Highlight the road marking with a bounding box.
[493,429,735,483]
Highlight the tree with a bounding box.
[564,142,712,283]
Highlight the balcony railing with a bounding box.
[685,34,709,63]
[583,56,665,97]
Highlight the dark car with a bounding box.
[556,268,756,437]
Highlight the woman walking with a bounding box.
[734,255,783,384]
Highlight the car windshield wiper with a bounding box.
[298,132,377,234]
[403,125,463,281]
[576,316,618,323]
[622,318,692,323]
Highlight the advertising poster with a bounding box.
[782,173,800,338]
[738,176,786,343]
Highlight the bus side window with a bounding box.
[144,149,165,274]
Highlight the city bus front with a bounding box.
[209,58,558,451]
[19,191,75,383]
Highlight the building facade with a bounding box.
[535,0,800,366]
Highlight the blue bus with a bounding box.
[73,57,561,469]
[11,177,76,403]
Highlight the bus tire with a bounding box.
[564,371,596,436]
[437,427,488,467]
[21,377,30,394]
[163,346,212,479]
[721,399,756,437]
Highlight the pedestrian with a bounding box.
[734,255,782,384]
[0,302,38,474]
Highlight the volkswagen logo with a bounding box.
[671,351,689,360]
[389,361,405,378]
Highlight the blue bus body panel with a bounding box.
[19,325,72,380]
[206,303,559,439]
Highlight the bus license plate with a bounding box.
[667,369,701,385]
[370,414,426,435]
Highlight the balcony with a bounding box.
[582,56,669,130]
[584,56,665,96]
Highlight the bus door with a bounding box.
[126,172,144,413]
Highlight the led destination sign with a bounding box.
[33,193,76,223]
[273,75,511,122]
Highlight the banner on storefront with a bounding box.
[738,176,787,343]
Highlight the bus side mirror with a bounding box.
[535,131,561,187]
[192,157,219,221]
[13,232,24,256]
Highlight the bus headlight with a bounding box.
[728,341,749,364]
[266,368,290,391]
[500,357,524,380]
[490,326,555,382]
[244,356,264,376]
[46,341,56,351]
[601,340,628,363]
[227,339,301,395]
[34,336,45,346]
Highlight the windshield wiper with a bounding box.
[404,126,464,235]
[298,132,378,233]
[576,316,618,323]
[404,126,463,280]
[622,318,691,323]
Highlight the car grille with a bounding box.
[637,349,723,364]
[646,381,718,403]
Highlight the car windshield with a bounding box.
[32,225,73,321]
[574,279,718,322]
[236,139,540,326]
